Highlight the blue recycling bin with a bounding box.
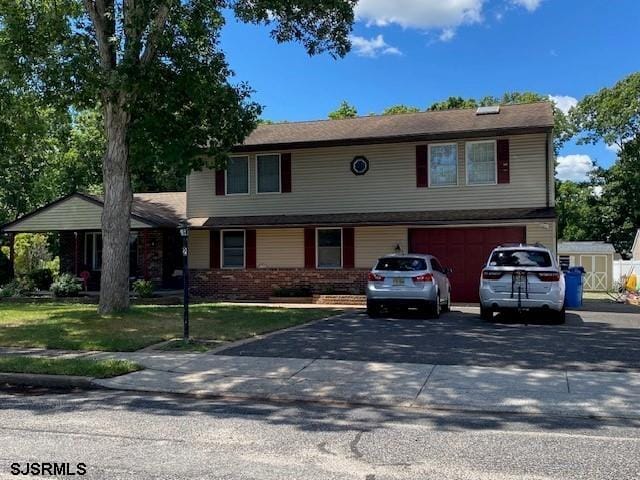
[564,267,585,308]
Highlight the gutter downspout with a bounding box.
[545,132,551,208]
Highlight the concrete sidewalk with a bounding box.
[86,350,640,419]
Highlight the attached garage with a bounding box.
[557,241,615,292]
[409,226,527,302]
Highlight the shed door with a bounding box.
[409,226,526,302]
[577,254,609,291]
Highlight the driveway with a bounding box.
[218,304,640,371]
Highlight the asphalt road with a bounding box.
[0,389,639,479]
[220,306,640,371]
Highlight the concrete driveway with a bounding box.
[218,304,640,372]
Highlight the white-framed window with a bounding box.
[428,143,458,187]
[256,153,281,193]
[466,140,497,185]
[84,232,102,271]
[316,228,342,269]
[226,156,249,195]
[221,230,245,268]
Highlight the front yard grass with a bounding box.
[0,356,142,378]
[0,302,336,351]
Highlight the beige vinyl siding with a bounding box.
[5,195,149,232]
[355,226,408,269]
[567,253,613,291]
[256,229,304,268]
[188,134,548,218]
[526,222,557,256]
[189,230,210,269]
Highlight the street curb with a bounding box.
[0,372,98,390]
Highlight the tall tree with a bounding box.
[1,0,356,313]
[328,100,358,119]
[571,72,640,255]
[382,104,420,115]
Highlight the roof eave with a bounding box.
[232,125,554,153]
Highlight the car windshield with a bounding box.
[375,257,427,271]
[489,250,552,268]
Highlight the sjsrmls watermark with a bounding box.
[9,463,87,476]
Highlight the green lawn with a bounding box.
[0,356,142,378]
[0,302,335,351]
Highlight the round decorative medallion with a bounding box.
[350,156,369,176]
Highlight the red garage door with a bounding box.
[409,227,526,302]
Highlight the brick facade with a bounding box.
[190,268,368,300]
[137,230,164,284]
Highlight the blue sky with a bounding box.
[221,0,639,181]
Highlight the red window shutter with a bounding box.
[215,170,226,195]
[246,230,256,268]
[497,139,510,184]
[281,153,292,193]
[343,227,355,269]
[416,145,428,187]
[209,230,220,269]
[304,228,316,269]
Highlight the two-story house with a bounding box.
[186,102,557,302]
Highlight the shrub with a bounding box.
[50,273,82,297]
[272,286,312,297]
[0,277,36,297]
[28,268,55,291]
[132,279,154,298]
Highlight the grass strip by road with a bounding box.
[0,302,338,351]
[0,356,142,379]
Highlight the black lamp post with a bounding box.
[178,220,190,342]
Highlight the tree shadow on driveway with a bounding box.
[218,308,640,372]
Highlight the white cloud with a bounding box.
[548,95,578,114]
[355,0,485,30]
[349,35,402,58]
[512,0,543,12]
[606,143,620,153]
[556,154,595,182]
[439,28,456,42]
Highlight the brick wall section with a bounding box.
[190,268,369,300]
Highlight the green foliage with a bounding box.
[12,234,52,276]
[0,277,36,297]
[28,268,55,291]
[382,105,421,115]
[428,96,479,111]
[555,180,601,241]
[50,273,82,298]
[132,279,154,298]
[329,100,358,119]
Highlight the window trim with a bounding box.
[428,142,459,188]
[220,229,246,269]
[225,155,250,196]
[255,153,282,194]
[84,232,102,271]
[316,227,343,269]
[465,139,498,186]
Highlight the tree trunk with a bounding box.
[98,98,133,314]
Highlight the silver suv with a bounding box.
[366,254,452,318]
[479,244,565,323]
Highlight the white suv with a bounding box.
[479,244,565,323]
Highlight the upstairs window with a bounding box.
[222,230,245,268]
[257,154,281,193]
[466,140,497,185]
[429,143,458,187]
[226,156,249,195]
[317,228,342,269]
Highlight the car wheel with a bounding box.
[552,307,566,325]
[441,289,451,313]
[480,305,493,321]
[430,294,441,319]
[367,300,381,318]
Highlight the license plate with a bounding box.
[393,277,405,286]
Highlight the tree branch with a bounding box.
[140,3,170,65]
[83,0,116,71]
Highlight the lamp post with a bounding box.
[178,220,190,342]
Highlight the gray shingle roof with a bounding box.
[557,241,616,254]
[235,102,554,152]
[199,207,556,228]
